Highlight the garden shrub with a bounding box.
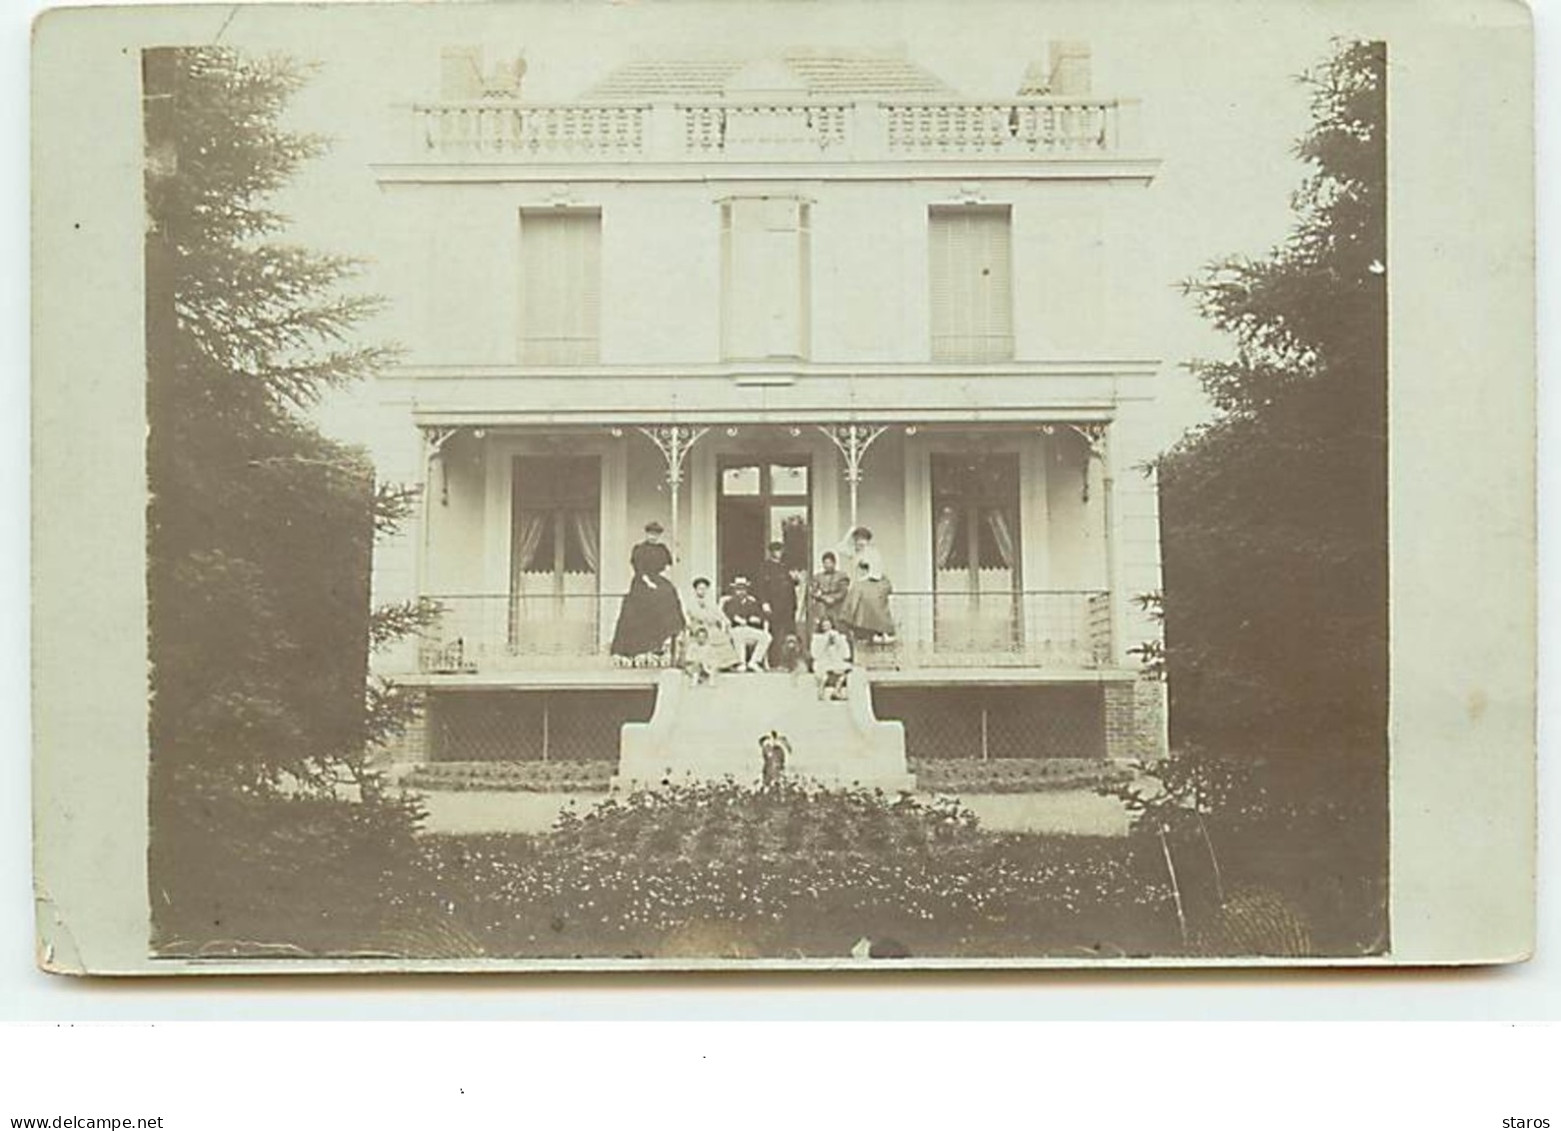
[410,781,1179,958]
[152,780,428,956]
[1100,745,1387,955]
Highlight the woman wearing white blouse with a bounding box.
[836,526,895,640]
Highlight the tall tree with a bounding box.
[144,48,424,934]
[1158,41,1387,759]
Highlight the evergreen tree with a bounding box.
[1158,41,1387,761]
[143,47,428,941]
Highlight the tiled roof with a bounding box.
[583,53,958,100]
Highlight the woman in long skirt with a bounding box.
[610,520,685,663]
[683,575,741,671]
[837,526,895,641]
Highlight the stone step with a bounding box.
[617,670,913,790]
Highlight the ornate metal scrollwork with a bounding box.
[635,424,710,487]
[1041,422,1110,503]
[420,426,461,506]
[817,423,889,485]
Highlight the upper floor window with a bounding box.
[721,197,811,361]
[518,209,601,365]
[929,205,1013,363]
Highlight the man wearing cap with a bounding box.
[754,539,800,667]
[721,575,771,672]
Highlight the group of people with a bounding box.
[607,521,896,700]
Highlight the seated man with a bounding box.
[721,576,772,672]
[810,615,853,701]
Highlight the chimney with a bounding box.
[440,46,484,100]
[1047,40,1092,97]
[1016,58,1051,97]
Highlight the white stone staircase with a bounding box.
[617,669,913,791]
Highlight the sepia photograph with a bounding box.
[29,0,1534,971]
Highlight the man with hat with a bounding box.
[721,575,771,672]
[755,539,800,667]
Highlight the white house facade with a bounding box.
[368,43,1169,786]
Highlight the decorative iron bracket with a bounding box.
[1042,422,1109,503]
[819,423,889,529]
[1042,422,1108,458]
[421,426,459,460]
[817,423,889,485]
[636,424,710,487]
[421,426,461,506]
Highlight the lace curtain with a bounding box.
[934,506,959,569]
[984,507,1015,569]
[571,510,600,574]
[511,510,548,581]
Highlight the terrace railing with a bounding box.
[408,97,1136,161]
[417,589,1114,674]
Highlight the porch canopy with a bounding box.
[413,414,1129,680]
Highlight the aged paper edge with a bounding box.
[29,0,1537,975]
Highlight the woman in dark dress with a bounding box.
[610,521,686,664]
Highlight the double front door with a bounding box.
[716,456,813,594]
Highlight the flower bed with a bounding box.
[402,760,613,793]
[911,757,1132,794]
[391,781,1179,958]
[403,758,1130,795]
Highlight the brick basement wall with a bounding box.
[1132,677,1167,761]
[1104,678,1166,761]
[377,708,429,769]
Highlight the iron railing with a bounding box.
[417,589,1113,673]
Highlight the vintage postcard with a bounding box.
[31,0,1534,972]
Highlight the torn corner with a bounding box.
[34,886,88,976]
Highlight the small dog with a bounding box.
[759,730,790,789]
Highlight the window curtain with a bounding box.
[511,510,548,581]
[984,508,1016,569]
[570,509,600,575]
[934,505,959,570]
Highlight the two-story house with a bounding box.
[368,42,1168,787]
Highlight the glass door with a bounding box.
[930,452,1021,653]
[717,457,812,589]
[510,455,601,657]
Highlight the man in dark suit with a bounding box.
[754,540,799,667]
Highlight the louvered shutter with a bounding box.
[520,210,601,364]
[929,206,1013,362]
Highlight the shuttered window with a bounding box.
[929,206,1013,363]
[519,209,601,365]
[721,197,810,360]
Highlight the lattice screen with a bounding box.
[872,685,1105,760]
[427,689,655,762]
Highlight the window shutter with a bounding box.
[520,210,601,365]
[930,206,1013,363]
[721,197,810,360]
